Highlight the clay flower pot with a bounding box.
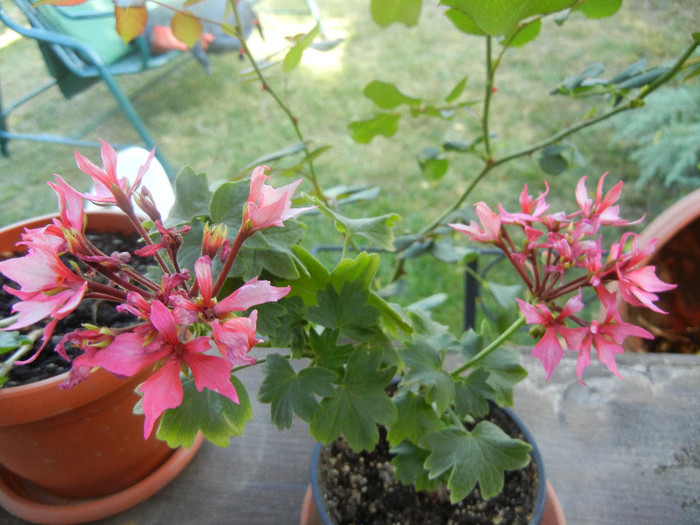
[0,212,204,524]
[619,188,700,353]
[300,406,566,525]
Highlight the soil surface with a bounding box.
[0,230,146,388]
[317,408,539,525]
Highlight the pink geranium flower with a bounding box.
[242,165,315,231]
[574,286,653,383]
[75,139,154,207]
[516,293,586,379]
[0,241,88,362]
[449,202,502,243]
[75,301,239,438]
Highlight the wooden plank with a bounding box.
[0,352,697,524]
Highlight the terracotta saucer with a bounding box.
[0,433,205,525]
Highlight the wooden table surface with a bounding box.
[0,351,698,525]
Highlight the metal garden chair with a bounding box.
[0,0,188,177]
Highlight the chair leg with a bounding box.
[94,65,175,180]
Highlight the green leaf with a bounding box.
[311,196,401,251]
[538,144,569,175]
[571,0,622,19]
[445,76,468,103]
[157,375,252,448]
[370,0,422,27]
[167,166,212,225]
[209,179,248,226]
[486,281,523,309]
[421,421,532,501]
[310,346,397,451]
[417,147,449,181]
[440,0,576,36]
[349,113,402,143]
[283,24,321,73]
[387,389,443,446]
[444,8,485,35]
[329,251,380,291]
[391,440,440,492]
[309,329,355,372]
[258,353,336,428]
[287,246,331,305]
[307,281,380,340]
[233,220,305,280]
[242,142,308,170]
[402,336,456,415]
[364,81,422,109]
[454,368,495,418]
[502,18,541,48]
[0,331,30,353]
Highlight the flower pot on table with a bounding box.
[0,212,204,524]
[300,406,565,525]
[619,188,700,353]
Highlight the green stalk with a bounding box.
[451,315,526,377]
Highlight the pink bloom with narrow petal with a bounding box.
[616,264,676,314]
[243,165,315,231]
[516,293,586,379]
[76,140,153,205]
[47,175,85,233]
[0,241,88,361]
[574,286,653,383]
[211,311,261,365]
[75,301,239,438]
[449,202,502,243]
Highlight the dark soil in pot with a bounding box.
[0,230,147,388]
[317,408,539,525]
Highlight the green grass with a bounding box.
[1,0,698,330]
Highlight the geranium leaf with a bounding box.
[258,353,336,429]
[454,368,495,418]
[167,166,212,225]
[391,440,440,492]
[209,179,248,226]
[571,0,622,19]
[310,346,397,451]
[387,390,443,446]
[157,375,252,448]
[349,113,402,143]
[401,336,455,415]
[307,281,380,340]
[421,422,532,501]
[310,197,400,251]
[234,220,305,280]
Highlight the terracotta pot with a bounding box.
[300,406,566,525]
[619,188,700,353]
[0,212,204,524]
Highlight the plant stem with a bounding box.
[420,38,699,237]
[451,315,526,377]
[0,328,43,379]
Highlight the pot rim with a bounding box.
[0,210,140,423]
[309,404,547,525]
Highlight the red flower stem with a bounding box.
[211,226,251,298]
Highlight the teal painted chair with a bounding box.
[0,0,186,178]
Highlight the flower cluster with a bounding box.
[0,141,311,437]
[450,173,675,382]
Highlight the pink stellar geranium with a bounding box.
[450,174,675,382]
[0,142,309,439]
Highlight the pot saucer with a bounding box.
[0,433,205,525]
